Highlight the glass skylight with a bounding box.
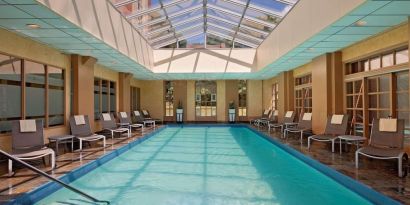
[111,0,299,49]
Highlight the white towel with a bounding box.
[263,110,270,115]
[74,115,86,125]
[120,112,127,118]
[142,110,149,115]
[379,118,397,132]
[285,111,293,118]
[331,115,344,125]
[20,120,36,132]
[302,113,312,121]
[134,111,141,116]
[102,113,111,121]
[273,110,279,116]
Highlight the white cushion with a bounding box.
[273,110,279,116]
[263,110,270,115]
[331,115,344,125]
[19,120,36,132]
[302,113,312,121]
[102,113,111,121]
[134,111,141,116]
[379,118,397,132]
[285,111,293,118]
[74,115,85,125]
[142,110,149,115]
[120,112,127,118]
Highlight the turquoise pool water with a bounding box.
[36,127,372,205]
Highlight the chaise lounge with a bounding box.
[8,119,55,176]
[69,115,106,151]
[284,112,312,142]
[308,114,349,152]
[356,118,408,177]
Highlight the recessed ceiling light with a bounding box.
[355,20,367,26]
[26,23,41,29]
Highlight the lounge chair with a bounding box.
[356,118,408,177]
[308,114,349,152]
[142,109,162,124]
[69,115,106,151]
[258,110,278,127]
[250,109,271,126]
[268,111,296,132]
[118,112,144,132]
[100,113,130,139]
[133,110,156,127]
[8,119,55,176]
[284,112,313,142]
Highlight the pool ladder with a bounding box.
[0,149,110,205]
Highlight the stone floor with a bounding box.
[0,124,409,204]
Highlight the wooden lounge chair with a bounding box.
[69,115,106,151]
[8,119,55,176]
[356,118,408,177]
[284,112,312,142]
[118,112,143,132]
[133,110,156,127]
[268,111,296,132]
[250,109,271,126]
[100,113,130,139]
[308,114,349,152]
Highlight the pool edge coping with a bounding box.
[9,124,401,205]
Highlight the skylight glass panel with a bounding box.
[112,0,299,48]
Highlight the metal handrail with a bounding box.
[0,149,110,205]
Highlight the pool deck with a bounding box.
[0,124,409,204]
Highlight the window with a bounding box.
[396,49,409,64]
[396,71,410,135]
[345,80,364,136]
[0,54,21,133]
[346,48,408,75]
[294,74,312,120]
[195,81,217,117]
[164,81,174,117]
[25,61,46,121]
[48,66,65,127]
[130,86,140,111]
[272,83,279,111]
[0,53,65,133]
[368,75,391,126]
[94,78,116,119]
[238,80,247,117]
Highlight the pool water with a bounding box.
[36,127,372,205]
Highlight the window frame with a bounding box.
[0,51,67,134]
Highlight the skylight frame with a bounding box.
[112,0,299,49]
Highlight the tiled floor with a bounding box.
[0,124,409,204]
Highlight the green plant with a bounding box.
[228,101,235,109]
[177,100,183,109]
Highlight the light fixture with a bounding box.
[307,48,314,51]
[26,23,41,29]
[355,20,367,26]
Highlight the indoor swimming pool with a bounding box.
[20,126,396,205]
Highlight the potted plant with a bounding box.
[176,100,183,123]
[228,101,236,123]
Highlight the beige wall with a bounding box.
[247,80,263,119]
[153,49,256,73]
[342,23,409,62]
[186,80,196,121]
